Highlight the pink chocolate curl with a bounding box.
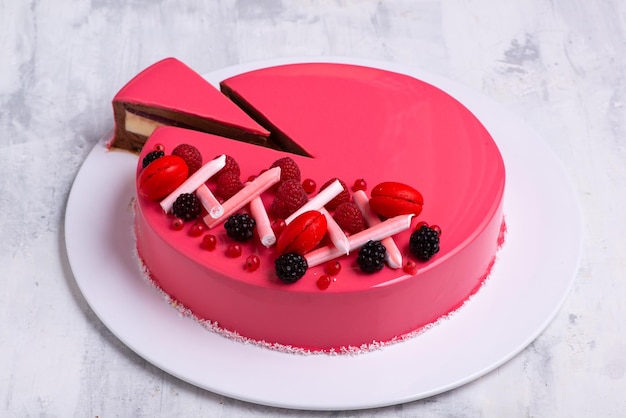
[196,184,224,219]
[249,195,276,247]
[319,208,349,255]
[204,167,281,228]
[160,154,226,213]
[352,190,403,269]
[285,179,344,224]
[305,214,413,268]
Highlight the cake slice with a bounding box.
[109,58,270,153]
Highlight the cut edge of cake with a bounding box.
[108,58,272,153]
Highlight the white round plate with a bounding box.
[65,58,582,411]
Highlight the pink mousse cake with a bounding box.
[130,61,506,353]
[109,57,269,153]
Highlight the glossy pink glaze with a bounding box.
[114,57,269,136]
[134,63,505,351]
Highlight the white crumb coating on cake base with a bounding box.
[131,222,506,356]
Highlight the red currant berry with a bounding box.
[244,255,261,272]
[431,225,442,236]
[154,143,165,152]
[403,260,418,275]
[352,178,367,192]
[271,219,287,237]
[302,178,316,194]
[171,217,185,231]
[415,221,429,231]
[247,174,257,182]
[316,274,332,290]
[189,222,206,237]
[324,261,342,276]
[201,234,217,251]
[226,243,242,258]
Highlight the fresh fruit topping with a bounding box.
[201,234,217,251]
[333,202,365,235]
[276,211,328,255]
[142,150,165,168]
[431,224,442,236]
[316,275,332,290]
[271,219,287,237]
[302,178,317,194]
[138,155,189,201]
[409,225,440,261]
[244,255,261,272]
[369,182,423,218]
[320,178,349,211]
[270,179,309,219]
[189,222,206,237]
[171,217,185,231]
[415,221,429,230]
[275,253,308,284]
[224,213,256,242]
[352,178,367,192]
[172,193,201,221]
[403,260,418,275]
[154,143,165,152]
[226,243,242,258]
[172,144,202,175]
[356,240,387,273]
[215,172,244,200]
[217,155,241,178]
[270,156,301,185]
[324,260,342,276]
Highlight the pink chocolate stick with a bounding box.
[352,190,403,269]
[249,195,276,247]
[285,179,344,224]
[196,184,224,219]
[319,208,350,255]
[160,154,226,213]
[305,214,413,268]
[204,167,281,228]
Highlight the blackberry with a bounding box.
[172,193,201,221]
[409,225,440,261]
[356,240,387,273]
[275,253,308,284]
[224,213,256,242]
[142,150,165,168]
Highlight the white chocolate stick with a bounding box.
[352,190,403,269]
[319,208,350,255]
[160,154,226,213]
[204,167,281,228]
[285,179,344,224]
[305,214,413,268]
[249,195,275,247]
[196,184,224,219]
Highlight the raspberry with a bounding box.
[274,253,308,284]
[215,172,243,200]
[271,157,301,185]
[321,178,349,211]
[172,144,202,175]
[142,150,164,168]
[270,179,308,219]
[217,155,241,178]
[409,225,440,261]
[356,240,387,273]
[172,193,201,221]
[333,202,365,235]
[224,213,256,242]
